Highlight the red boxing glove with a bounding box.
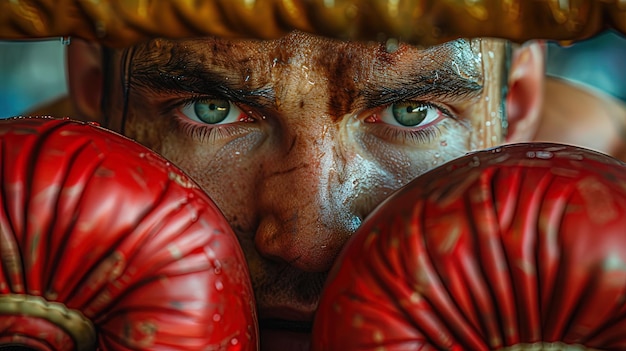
[313,143,626,350]
[0,117,257,350]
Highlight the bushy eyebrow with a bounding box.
[134,68,276,108]
[363,39,484,108]
[127,38,484,114]
[129,44,276,109]
[362,71,483,109]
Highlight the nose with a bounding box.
[254,132,360,273]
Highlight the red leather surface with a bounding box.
[313,143,626,350]
[0,117,258,350]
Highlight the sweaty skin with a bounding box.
[98,31,508,350]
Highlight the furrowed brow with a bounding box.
[130,49,276,109]
[364,69,483,109]
[364,39,484,108]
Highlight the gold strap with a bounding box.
[0,0,624,47]
[0,294,96,351]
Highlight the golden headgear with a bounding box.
[1,0,624,47]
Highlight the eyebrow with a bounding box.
[134,64,481,110]
[363,39,485,108]
[128,38,483,113]
[130,56,276,109]
[363,71,484,109]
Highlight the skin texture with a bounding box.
[67,31,544,350]
[535,78,626,162]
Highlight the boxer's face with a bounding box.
[77,32,539,350]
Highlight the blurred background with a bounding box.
[545,30,626,103]
[0,31,625,118]
[0,39,67,118]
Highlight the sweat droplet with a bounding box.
[231,338,239,345]
[470,156,481,167]
[213,313,221,322]
[214,260,222,274]
[385,38,399,53]
[536,151,553,159]
[215,280,224,291]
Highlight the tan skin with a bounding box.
[68,32,544,350]
[535,77,626,162]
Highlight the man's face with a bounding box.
[104,31,508,350]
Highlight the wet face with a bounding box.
[104,31,508,350]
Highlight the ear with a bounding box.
[67,39,103,122]
[505,41,545,143]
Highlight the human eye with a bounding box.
[362,101,449,144]
[172,97,261,143]
[179,98,252,125]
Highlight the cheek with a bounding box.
[357,121,471,183]
[169,133,266,231]
[344,120,472,216]
[413,123,473,170]
[125,109,266,235]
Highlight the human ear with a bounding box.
[505,41,545,143]
[67,39,103,123]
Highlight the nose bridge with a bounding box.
[253,35,362,272]
[255,122,356,272]
[265,125,337,213]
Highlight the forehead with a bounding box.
[127,34,494,117]
[129,33,485,86]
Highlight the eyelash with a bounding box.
[374,124,443,144]
[171,96,255,143]
[363,101,454,144]
[171,96,455,145]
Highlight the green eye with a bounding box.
[391,103,429,126]
[194,99,230,124]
